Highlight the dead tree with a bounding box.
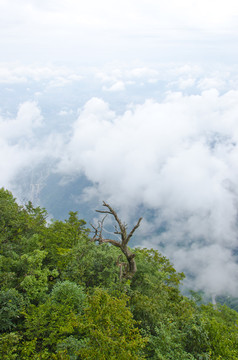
[91,201,142,281]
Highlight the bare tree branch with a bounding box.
[126,217,143,244]
[91,202,142,280]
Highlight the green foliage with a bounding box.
[0,332,22,360]
[0,188,238,359]
[22,301,80,358]
[77,288,147,359]
[56,336,88,360]
[0,188,25,244]
[20,250,51,303]
[129,248,188,334]
[182,312,211,359]
[216,294,238,312]
[50,281,87,313]
[0,289,24,332]
[145,324,196,360]
[0,188,46,248]
[43,211,89,269]
[62,241,120,288]
[200,304,238,359]
[132,248,185,290]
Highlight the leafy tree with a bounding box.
[77,288,147,359]
[50,280,87,313]
[0,188,47,249]
[56,336,88,360]
[62,240,121,288]
[0,289,25,333]
[145,324,196,360]
[22,301,80,359]
[1,188,238,359]
[20,249,55,303]
[129,248,186,329]
[200,303,238,359]
[0,188,49,293]
[0,188,26,244]
[0,332,22,360]
[43,211,89,270]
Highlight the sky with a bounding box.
[1,0,238,64]
[1,0,238,297]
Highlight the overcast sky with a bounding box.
[1,0,238,297]
[0,0,238,64]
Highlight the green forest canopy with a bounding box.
[0,187,238,359]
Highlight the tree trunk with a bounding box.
[91,202,142,281]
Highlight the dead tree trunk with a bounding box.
[91,201,142,281]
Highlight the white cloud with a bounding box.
[56,89,238,295]
[97,66,161,84]
[0,64,82,85]
[177,77,196,89]
[103,81,125,92]
[198,77,226,91]
[0,101,43,139]
[0,101,63,190]
[174,244,238,295]
[0,67,27,83]
[129,67,159,79]
[58,109,73,116]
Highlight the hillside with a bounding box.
[1,187,238,359]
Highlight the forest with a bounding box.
[0,187,238,359]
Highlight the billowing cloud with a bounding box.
[0,101,42,139]
[0,101,62,189]
[175,244,238,295]
[56,89,238,296]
